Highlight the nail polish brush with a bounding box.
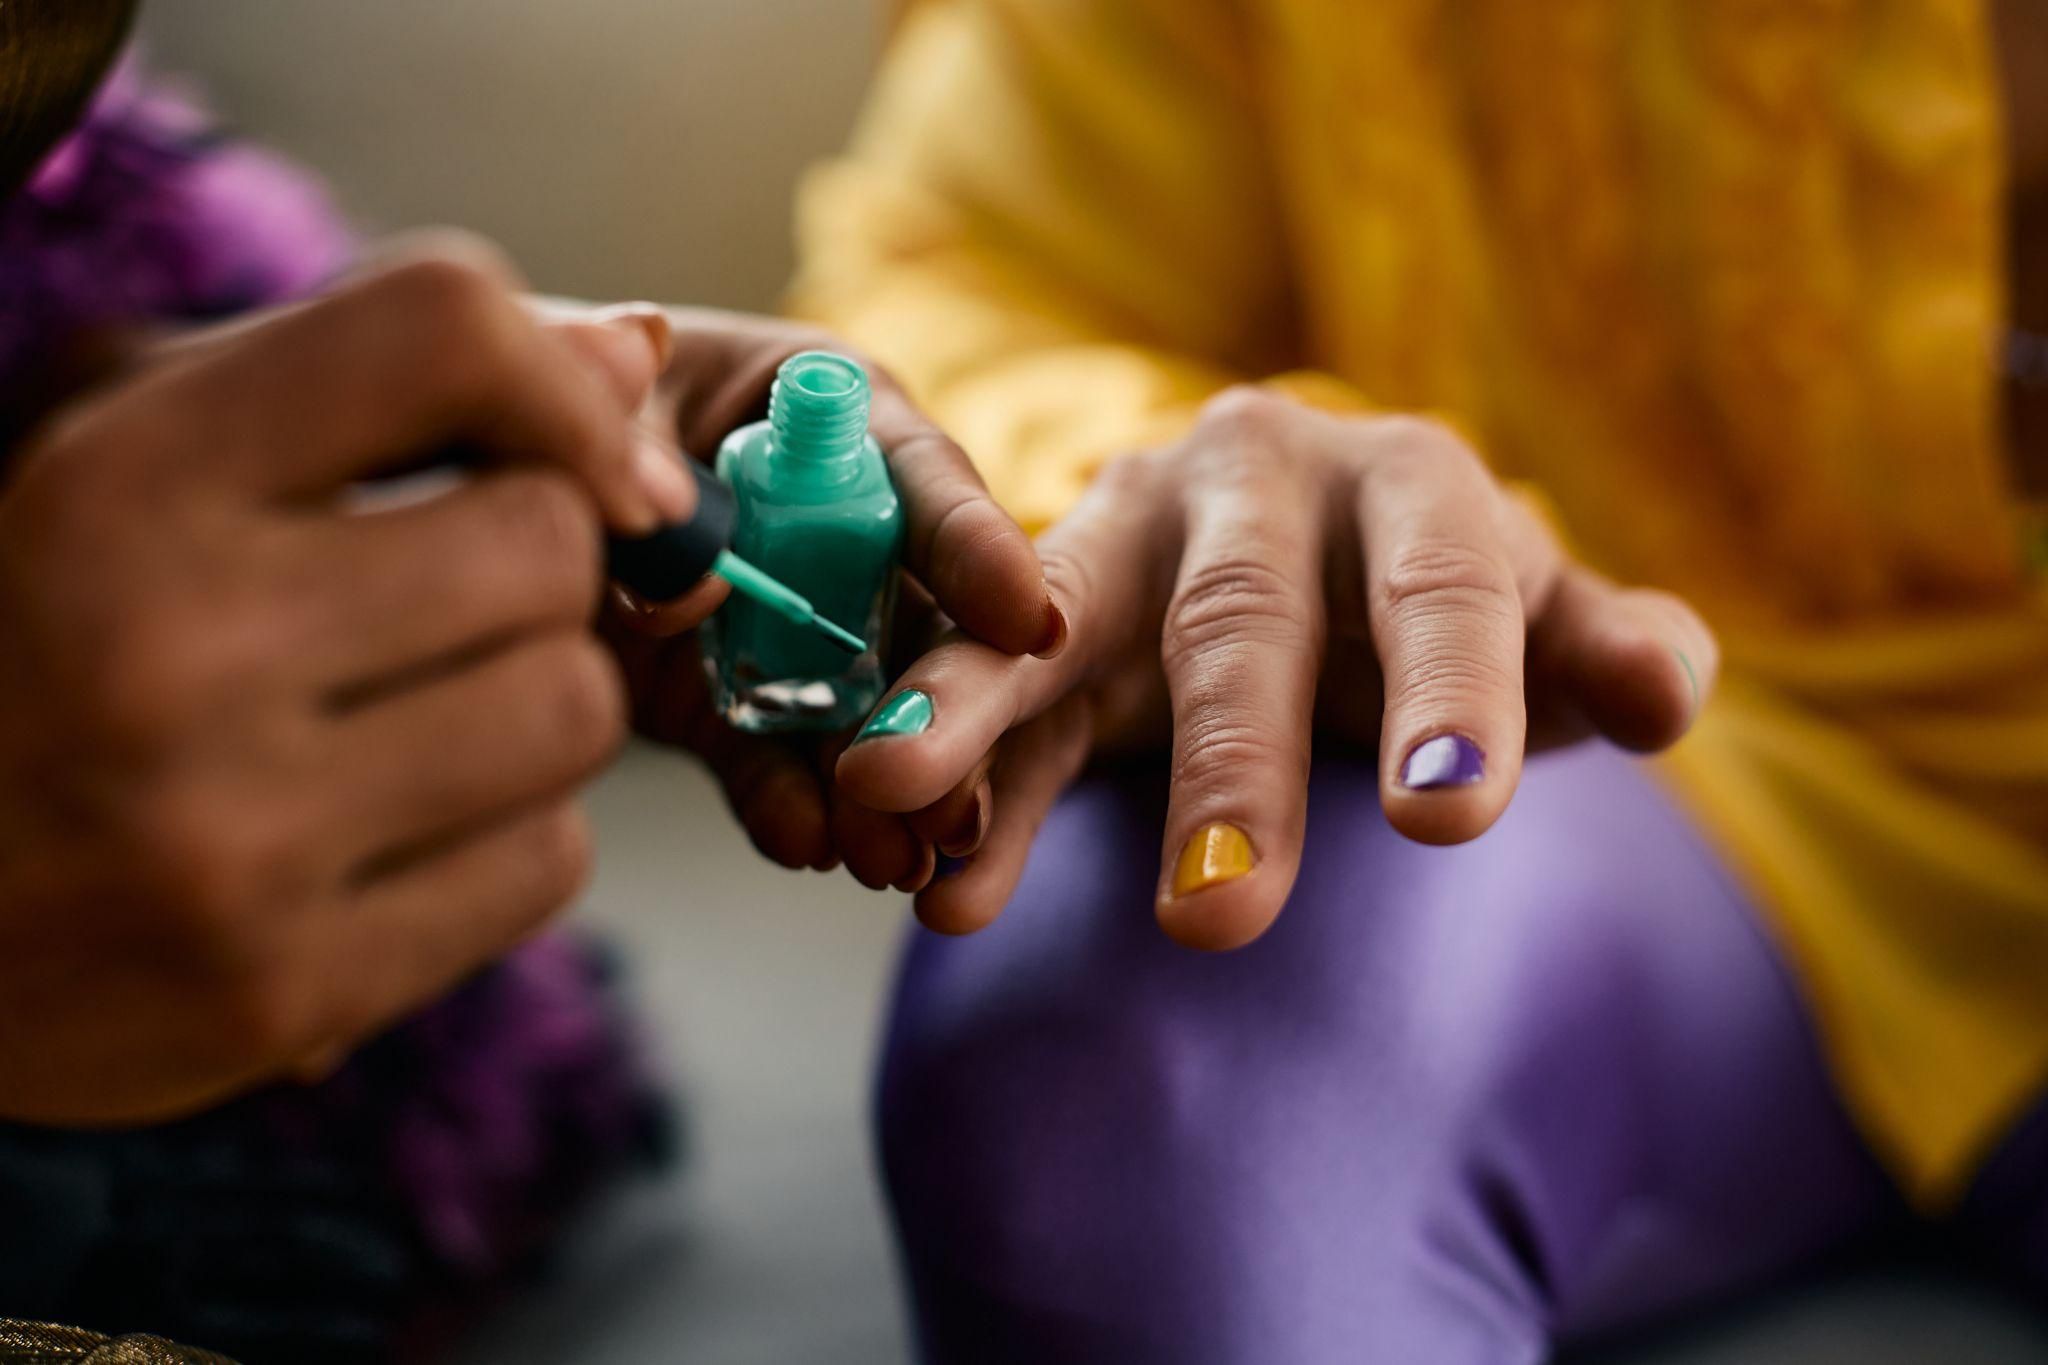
[606,461,866,654]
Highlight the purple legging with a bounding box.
[878,744,2048,1362]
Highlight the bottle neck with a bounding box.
[770,351,871,465]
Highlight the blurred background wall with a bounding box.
[140,0,881,309]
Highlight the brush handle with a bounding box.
[604,460,737,602]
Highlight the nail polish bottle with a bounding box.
[703,351,903,734]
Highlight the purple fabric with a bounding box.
[879,744,1907,1362]
[0,61,353,392]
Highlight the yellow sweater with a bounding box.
[791,0,2048,1206]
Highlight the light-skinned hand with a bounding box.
[836,388,1719,949]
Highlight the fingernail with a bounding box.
[938,786,989,858]
[1400,734,1486,790]
[855,689,934,743]
[1031,592,1069,660]
[1675,647,1700,710]
[634,432,697,526]
[934,853,972,880]
[597,303,674,372]
[612,584,655,617]
[1171,822,1254,898]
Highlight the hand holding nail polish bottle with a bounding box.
[702,351,904,733]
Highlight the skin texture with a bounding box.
[838,389,1718,952]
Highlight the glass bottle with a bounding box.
[703,351,903,734]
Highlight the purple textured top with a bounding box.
[0,60,352,388]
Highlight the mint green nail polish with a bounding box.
[702,352,904,734]
[1676,647,1700,708]
[856,689,934,743]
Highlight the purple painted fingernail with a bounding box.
[1401,734,1485,790]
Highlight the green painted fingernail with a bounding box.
[1675,648,1699,708]
[855,689,934,743]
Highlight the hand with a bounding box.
[0,238,682,1124]
[599,310,1061,885]
[836,388,1719,949]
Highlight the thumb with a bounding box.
[541,302,674,413]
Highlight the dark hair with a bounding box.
[0,0,138,197]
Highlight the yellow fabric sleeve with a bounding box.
[791,0,1306,531]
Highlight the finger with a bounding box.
[868,379,1063,657]
[111,237,681,533]
[618,631,836,871]
[314,801,595,1049]
[1152,457,1327,953]
[912,696,1094,937]
[832,785,932,892]
[299,469,605,693]
[905,760,995,859]
[1361,424,1530,846]
[1526,566,1718,753]
[834,456,1169,813]
[713,735,836,871]
[330,631,627,871]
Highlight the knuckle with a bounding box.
[1386,645,1520,707]
[1364,412,1466,457]
[213,969,319,1064]
[1376,537,1519,619]
[377,253,525,389]
[1164,555,1317,667]
[495,474,601,580]
[534,637,628,766]
[522,804,596,907]
[1173,711,1304,781]
[131,793,270,933]
[1091,450,1164,500]
[1197,384,1294,440]
[378,232,519,297]
[81,617,214,756]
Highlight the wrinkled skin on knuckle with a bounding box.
[1169,708,1307,787]
[1383,642,1522,715]
[1163,554,1319,674]
[1375,536,1520,621]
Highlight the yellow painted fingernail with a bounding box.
[1171,822,1254,898]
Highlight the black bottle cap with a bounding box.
[604,460,738,602]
